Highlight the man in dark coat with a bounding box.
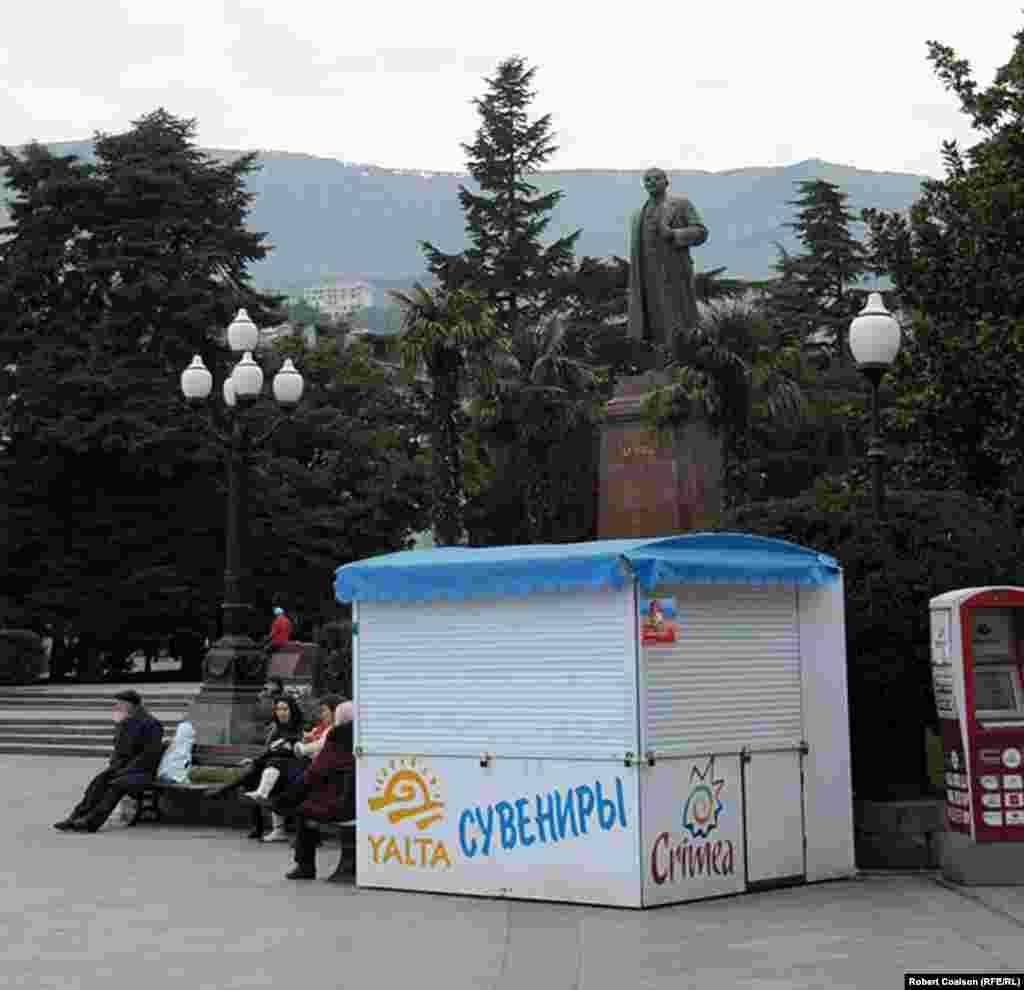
[54,690,165,833]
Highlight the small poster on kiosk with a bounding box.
[640,596,677,645]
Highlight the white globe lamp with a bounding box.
[180,356,213,404]
[226,309,259,353]
[849,292,901,370]
[272,359,304,408]
[231,352,264,401]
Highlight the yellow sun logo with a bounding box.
[368,757,445,831]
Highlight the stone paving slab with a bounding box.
[5,754,1024,990]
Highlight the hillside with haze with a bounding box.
[1,142,928,288]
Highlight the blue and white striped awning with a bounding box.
[334,533,839,604]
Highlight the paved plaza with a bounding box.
[5,754,1024,989]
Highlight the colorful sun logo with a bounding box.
[368,757,445,831]
[681,757,725,839]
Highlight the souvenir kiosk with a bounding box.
[335,533,855,908]
[930,587,1024,884]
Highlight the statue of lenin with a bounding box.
[627,167,708,356]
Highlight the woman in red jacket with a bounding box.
[276,701,355,880]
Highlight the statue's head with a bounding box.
[643,167,669,198]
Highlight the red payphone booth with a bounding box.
[931,587,1024,882]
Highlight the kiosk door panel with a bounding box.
[744,750,805,886]
[641,754,745,906]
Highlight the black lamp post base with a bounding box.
[186,635,268,747]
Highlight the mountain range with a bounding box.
[1,143,929,290]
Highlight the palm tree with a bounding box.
[478,316,599,543]
[644,299,805,510]
[389,284,501,545]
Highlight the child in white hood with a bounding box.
[157,721,195,784]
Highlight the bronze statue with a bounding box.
[627,167,708,355]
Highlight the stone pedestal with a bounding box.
[266,641,325,718]
[266,641,317,684]
[187,683,266,747]
[598,373,722,538]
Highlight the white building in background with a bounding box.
[303,278,373,318]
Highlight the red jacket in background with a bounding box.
[270,614,292,644]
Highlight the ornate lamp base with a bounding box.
[187,635,268,747]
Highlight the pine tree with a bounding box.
[0,110,439,663]
[763,179,869,364]
[422,57,579,340]
[418,58,591,545]
[0,110,280,656]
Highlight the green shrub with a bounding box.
[0,629,46,685]
[726,490,1024,799]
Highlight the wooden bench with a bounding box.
[124,743,265,825]
[125,747,356,881]
[307,819,357,881]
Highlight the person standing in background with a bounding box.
[269,607,291,647]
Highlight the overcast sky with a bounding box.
[3,2,1023,178]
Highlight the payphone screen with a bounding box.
[974,668,1022,714]
[969,609,1017,662]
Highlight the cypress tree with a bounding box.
[422,57,580,339]
[763,179,869,364]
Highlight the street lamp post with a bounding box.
[849,292,901,521]
[179,309,304,745]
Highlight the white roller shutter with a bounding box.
[357,587,638,760]
[641,584,802,755]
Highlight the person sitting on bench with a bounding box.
[278,700,355,880]
[211,696,305,841]
[292,695,342,760]
[254,677,286,725]
[54,690,164,833]
[116,718,197,823]
[157,720,195,784]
